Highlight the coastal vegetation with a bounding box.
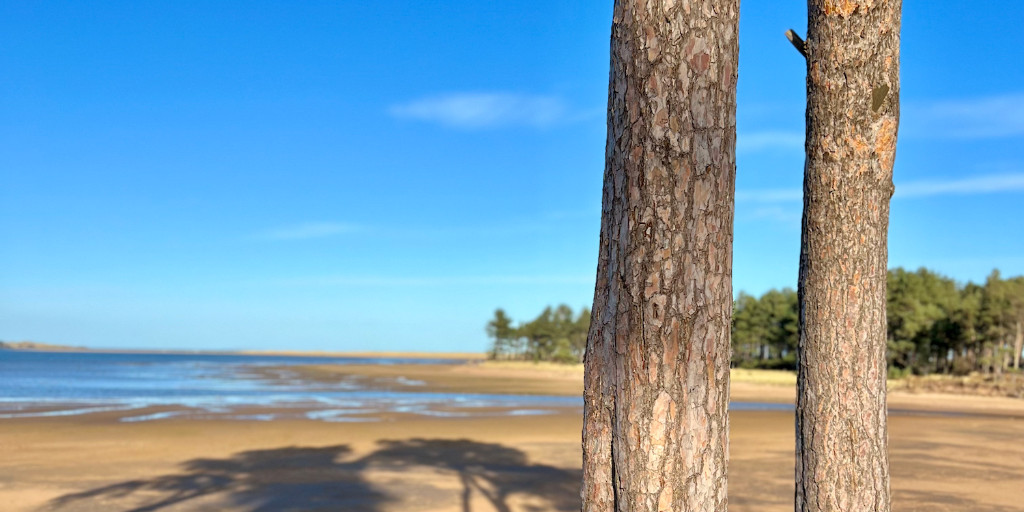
[485,306,590,363]
[488,267,1024,378]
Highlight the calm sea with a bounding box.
[0,351,582,422]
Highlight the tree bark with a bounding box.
[1003,341,1009,371]
[1013,321,1022,370]
[796,1,900,511]
[582,1,738,511]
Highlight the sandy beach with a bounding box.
[1,361,1022,511]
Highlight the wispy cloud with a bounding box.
[738,94,1024,143]
[744,206,802,223]
[542,208,601,221]
[388,92,569,129]
[736,172,1024,204]
[257,222,361,240]
[905,93,1024,139]
[895,173,1024,198]
[269,275,593,287]
[735,188,803,203]
[737,131,803,152]
[254,211,601,243]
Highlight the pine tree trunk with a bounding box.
[982,345,993,374]
[582,1,738,510]
[796,1,900,511]
[1013,321,1022,370]
[997,340,1007,375]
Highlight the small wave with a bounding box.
[120,411,185,422]
[0,405,139,419]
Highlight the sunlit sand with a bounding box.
[1,358,1021,511]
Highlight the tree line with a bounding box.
[485,305,590,363]
[489,267,1024,377]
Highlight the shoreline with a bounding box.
[276,362,1024,418]
[1,358,1022,511]
[239,350,486,360]
[6,355,1023,421]
[1,346,486,360]
[3,401,1021,511]
[9,346,1023,401]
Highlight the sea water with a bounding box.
[0,351,798,423]
[0,351,582,422]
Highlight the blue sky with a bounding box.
[2,1,1022,352]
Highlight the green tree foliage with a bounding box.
[885,268,1024,376]
[731,288,798,369]
[886,267,959,374]
[485,305,591,363]
[488,268,1024,373]
[485,309,516,360]
[730,267,1024,376]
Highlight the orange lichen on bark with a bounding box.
[874,117,898,172]
[823,0,860,17]
[848,134,870,159]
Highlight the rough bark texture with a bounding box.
[796,1,900,511]
[582,1,738,511]
[1013,321,1022,370]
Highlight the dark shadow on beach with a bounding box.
[48,439,581,512]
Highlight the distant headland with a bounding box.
[0,341,482,360]
[0,341,88,351]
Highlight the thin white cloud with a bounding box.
[389,92,569,129]
[905,93,1024,139]
[255,212,601,243]
[738,94,1024,143]
[736,172,1024,204]
[895,172,1024,198]
[735,188,803,203]
[543,208,601,221]
[258,222,361,240]
[737,131,804,152]
[744,206,801,223]
[917,256,1024,272]
[270,275,593,287]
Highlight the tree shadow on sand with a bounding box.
[48,439,581,512]
[363,439,580,512]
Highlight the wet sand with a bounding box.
[1,363,1022,511]
[277,361,585,396]
[282,362,1024,416]
[238,350,486,361]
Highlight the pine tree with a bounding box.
[582,0,739,509]
[792,1,901,510]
